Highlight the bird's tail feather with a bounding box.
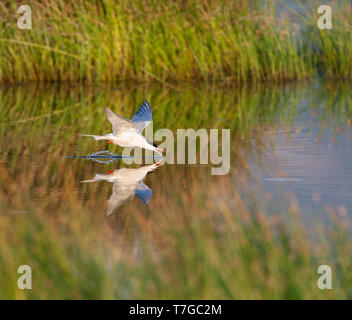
[80,134,110,141]
[81,174,110,183]
[80,179,97,183]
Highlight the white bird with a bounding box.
[81,100,163,156]
[81,160,163,216]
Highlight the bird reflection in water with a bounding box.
[81,159,164,216]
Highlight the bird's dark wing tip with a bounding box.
[132,100,152,123]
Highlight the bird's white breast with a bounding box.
[115,129,149,148]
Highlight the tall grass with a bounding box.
[0,0,313,84]
[286,0,352,79]
[316,2,352,79]
[2,0,352,84]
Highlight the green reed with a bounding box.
[0,0,314,84]
[286,0,352,79]
[2,0,352,84]
[317,5,352,79]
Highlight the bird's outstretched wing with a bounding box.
[105,180,134,216]
[135,181,153,205]
[105,108,134,136]
[132,100,153,133]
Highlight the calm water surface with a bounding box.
[1,80,352,230]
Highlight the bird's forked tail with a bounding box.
[80,134,113,141]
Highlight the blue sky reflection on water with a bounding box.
[251,104,352,223]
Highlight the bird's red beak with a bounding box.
[108,171,114,175]
[108,141,113,144]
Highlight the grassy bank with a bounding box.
[2,0,352,84]
[291,0,352,79]
[0,0,315,84]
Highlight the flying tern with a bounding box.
[82,100,163,156]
